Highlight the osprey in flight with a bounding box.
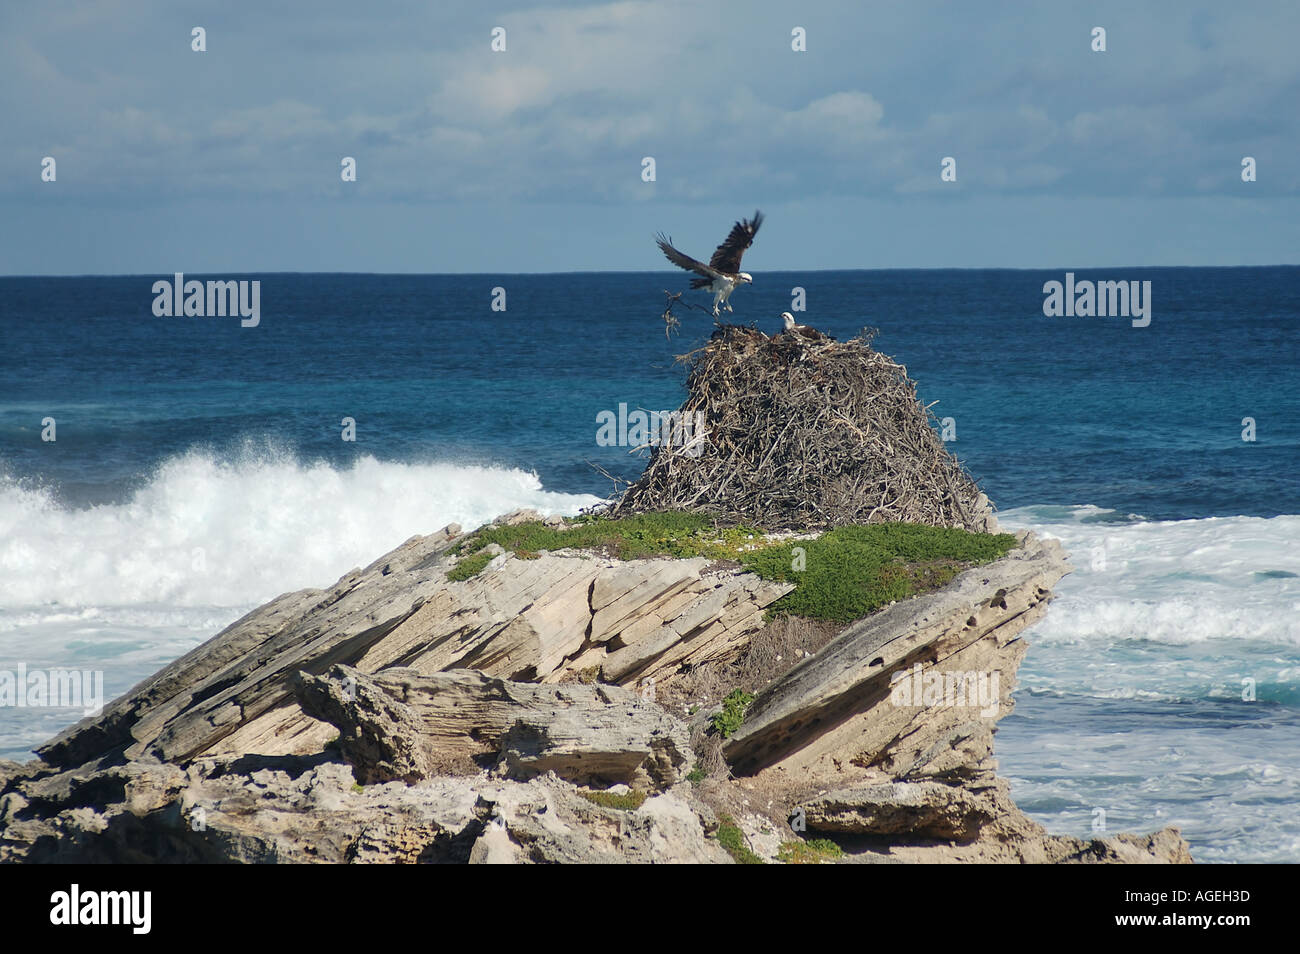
[655,211,764,317]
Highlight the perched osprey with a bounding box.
[781,311,825,342]
[655,211,764,317]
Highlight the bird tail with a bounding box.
[689,277,711,289]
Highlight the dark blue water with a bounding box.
[3,268,1297,517]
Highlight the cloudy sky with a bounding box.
[2,0,1297,274]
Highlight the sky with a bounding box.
[1,0,1298,274]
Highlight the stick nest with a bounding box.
[609,324,993,531]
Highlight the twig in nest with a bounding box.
[586,459,632,496]
[661,289,713,339]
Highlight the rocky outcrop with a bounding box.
[0,757,730,864]
[34,520,789,771]
[292,665,692,789]
[803,780,1004,841]
[0,512,1193,864]
[795,778,1193,864]
[711,531,1193,864]
[724,531,1066,780]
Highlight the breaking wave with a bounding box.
[999,505,1300,650]
[0,446,600,615]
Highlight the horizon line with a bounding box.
[2,263,1298,279]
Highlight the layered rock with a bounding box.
[710,531,1190,863]
[724,531,1066,780]
[796,779,1193,864]
[292,665,692,789]
[34,520,789,770]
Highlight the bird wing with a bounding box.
[655,233,721,280]
[709,210,763,274]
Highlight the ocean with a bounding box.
[1,268,1297,862]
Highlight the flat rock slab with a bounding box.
[803,781,999,841]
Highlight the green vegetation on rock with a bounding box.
[739,523,1018,623]
[447,514,1017,622]
[452,511,769,563]
[715,814,763,864]
[777,838,844,864]
[446,549,495,582]
[712,688,755,738]
[579,789,647,810]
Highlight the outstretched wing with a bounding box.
[709,210,763,274]
[655,233,721,280]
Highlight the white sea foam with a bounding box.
[996,505,1300,862]
[0,447,600,616]
[998,505,1300,649]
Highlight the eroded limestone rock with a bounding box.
[35,522,789,770]
[292,665,692,789]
